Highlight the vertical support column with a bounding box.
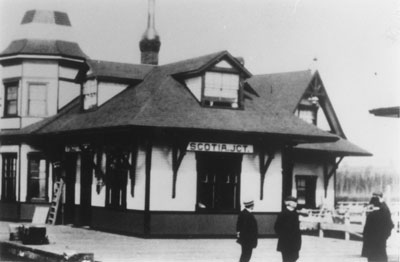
[144,139,152,236]
[281,146,294,209]
[17,144,22,220]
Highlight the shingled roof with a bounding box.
[86,60,154,81]
[295,138,372,156]
[246,70,312,113]
[0,39,88,60]
[7,51,338,144]
[247,71,371,156]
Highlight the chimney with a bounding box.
[139,0,161,65]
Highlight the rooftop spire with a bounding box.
[139,0,161,65]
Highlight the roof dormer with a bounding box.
[179,52,251,109]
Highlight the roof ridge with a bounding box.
[252,69,312,77]
[88,59,155,67]
[161,50,227,67]
[132,70,171,121]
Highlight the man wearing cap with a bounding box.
[372,192,392,220]
[236,199,258,262]
[274,196,302,262]
[362,196,394,262]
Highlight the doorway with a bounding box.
[295,175,317,209]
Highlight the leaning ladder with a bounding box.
[47,180,64,225]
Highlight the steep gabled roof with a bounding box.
[0,39,88,60]
[162,50,251,77]
[86,60,154,81]
[246,70,312,112]
[247,70,370,156]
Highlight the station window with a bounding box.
[203,72,240,108]
[28,83,48,116]
[1,153,18,202]
[4,83,19,117]
[83,80,98,110]
[196,153,241,212]
[295,97,319,125]
[27,153,49,202]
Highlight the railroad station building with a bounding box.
[0,4,371,237]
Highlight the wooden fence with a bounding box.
[299,201,399,240]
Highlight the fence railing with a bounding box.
[299,201,400,240]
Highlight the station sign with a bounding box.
[187,142,254,154]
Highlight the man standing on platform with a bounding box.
[236,199,258,262]
[274,196,302,262]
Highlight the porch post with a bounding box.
[144,139,152,235]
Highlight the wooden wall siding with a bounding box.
[22,61,59,117]
[97,82,127,107]
[150,146,197,211]
[241,151,283,212]
[0,203,18,220]
[91,175,105,207]
[149,212,279,236]
[292,160,335,208]
[58,80,80,109]
[91,207,145,235]
[126,145,147,210]
[2,64,22,79]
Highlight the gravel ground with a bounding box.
[0,221,399,262]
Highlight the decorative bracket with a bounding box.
[259,148,275,200]
[126,146,138,197]
[324,157,343,197]
[92,150,106,194]
[172,141,188,198]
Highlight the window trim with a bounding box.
[295,175,317,209]
[3,81,19,117]
[201,71,242,109]
[1,153,18,202]
[82,79,98,111]
[27,82,48,117]
[296,103,319,125]
[26,153,49,203]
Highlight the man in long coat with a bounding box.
[362,196,394,262]
[274,196,302,262]
[236,199,258,262]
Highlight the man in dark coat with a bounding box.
[236,199,258,262]
[362,196,394,262]
[274,196,302,262]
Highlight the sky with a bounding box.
[0,0,399,169]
